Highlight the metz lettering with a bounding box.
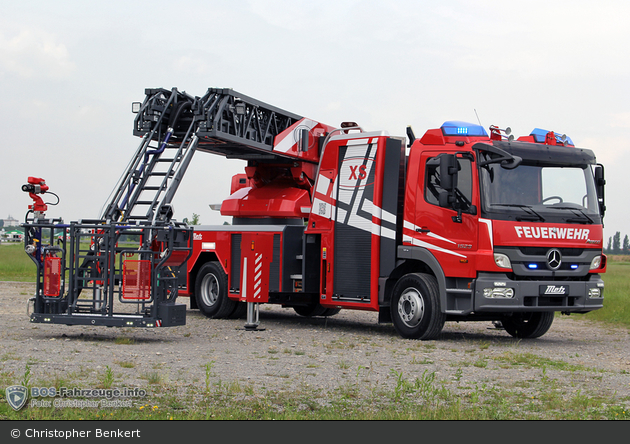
[348,165,367,181]
[545,285,567,295]
[514,226,590,240]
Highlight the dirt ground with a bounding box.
[1,281,629,410]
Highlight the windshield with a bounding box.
[479,162,601,224]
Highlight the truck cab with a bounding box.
[396,121,606,338]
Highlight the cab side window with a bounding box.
[425,156,472,207]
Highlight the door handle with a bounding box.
[416,228,431,233]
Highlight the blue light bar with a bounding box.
[570,264,578,269]
[528,263,538,269]
[530,128,574,146]
[441,121,488,137]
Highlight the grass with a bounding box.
[493,352,596,372]
[97,366,115,389]
[574,259,630,327]
[115,360,135,369]
[114,337,136,345]
[0,243,38,282]
[1,359,628,420]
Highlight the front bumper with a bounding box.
[473,272,604,313]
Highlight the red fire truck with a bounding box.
[23,87,606,339]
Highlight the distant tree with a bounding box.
[624,234,629,255]
[183,213,200,225]
[606,237,612,253]
[613,232,622,253]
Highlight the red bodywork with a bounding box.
[180,121,606,311]
[401,127,606,278]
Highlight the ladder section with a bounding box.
[102,88,199,223]
[194,88,303,160]
[104,86,335,225]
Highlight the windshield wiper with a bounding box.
[551,206,594,224]
[490,204,546,222]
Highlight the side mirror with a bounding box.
[595,164,606,217]
[439,154,458,191]
[438,189,455,208]
[438,154,458,208]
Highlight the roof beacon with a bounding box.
[441,121,488,137]
[530,128,574,146]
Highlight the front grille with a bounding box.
[495,245,599,279]
[519,247,584,256]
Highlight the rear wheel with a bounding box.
[501,312,555,339]
[195,262,237,318]
[390,273,445,340]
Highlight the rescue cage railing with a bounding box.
[23,218,192,326]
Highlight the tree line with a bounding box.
[604,231,629,255]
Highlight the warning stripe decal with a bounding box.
[403,220,466,258]
[254,253,263,299]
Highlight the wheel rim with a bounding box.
[397,287,425,328]
[200,273,219,307]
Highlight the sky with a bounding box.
[1,0,629,243]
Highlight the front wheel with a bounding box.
[390,273,445,340]
[194,262,237,318]
[501,312,555,339]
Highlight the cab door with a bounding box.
[413,151,478,277]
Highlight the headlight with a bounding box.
[494,253,512,269]
[589,255,602,270]
[588,285,604,298]
[483,287,515,298]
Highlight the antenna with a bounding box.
[474,109,482,127]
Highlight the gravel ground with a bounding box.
[1,281,629,412]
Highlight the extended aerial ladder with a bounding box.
[22,86,331,328]
[101,88,199,224]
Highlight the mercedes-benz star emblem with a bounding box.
[546,248,562,270]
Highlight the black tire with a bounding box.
[194,262,237,318]
[294,303,338,317]
[321,308,341,317]
[501,312,555,339]
[229,302,247,319]
[390,273,445,340]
